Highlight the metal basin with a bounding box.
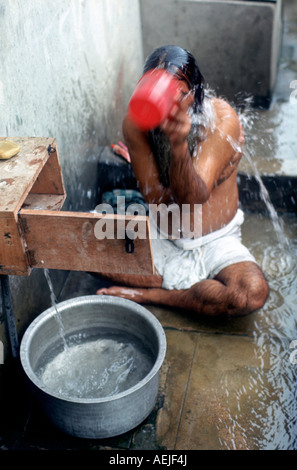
[20,295,167,439]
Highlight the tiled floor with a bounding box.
[3,212,296,451]
[1,0,296,452]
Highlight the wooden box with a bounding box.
[0,137,153,276]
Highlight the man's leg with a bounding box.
[96,261,269,317]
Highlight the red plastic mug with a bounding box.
[128,69,180,130]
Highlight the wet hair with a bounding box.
[143,45,205,114]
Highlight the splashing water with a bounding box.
[208,96,297,449]
[37,333,154,399]
[41,270,154,401]
[237,103,292,252]
[43,269,68,350]
[190,91,292,252]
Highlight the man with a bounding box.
[96,45,269,316]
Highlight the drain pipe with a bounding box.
[0,275,19,359]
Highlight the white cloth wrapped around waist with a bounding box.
[150,209,256,290]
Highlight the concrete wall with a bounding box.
[0,0,143,364]
[140,0,283,107]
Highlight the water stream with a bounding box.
[43,268,68,351]
[238,105,293,252]
[214,102,297,449]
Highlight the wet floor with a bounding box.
[1,211,296,451]
[1,0,297,453]
[69,213,297,450]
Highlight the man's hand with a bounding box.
[160,90,194,148]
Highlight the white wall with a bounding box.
[0,0,143,211]
[0,0,143,357]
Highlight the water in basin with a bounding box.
[36,329,155,400]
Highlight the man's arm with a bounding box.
[162,97,242,206]
[122,116,175,205]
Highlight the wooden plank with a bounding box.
[0,137,66,274]
[0,214,30,275]
[29,140,65,195]
[21,194,66,211]
[0,137,56,215]
[19,210,155,275]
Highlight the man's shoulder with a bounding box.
[210,97,238,119]
[201,97,240,147]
